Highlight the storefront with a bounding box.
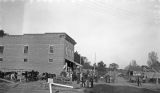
[63,59,82,78]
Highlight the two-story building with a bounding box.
[0,33,79,75]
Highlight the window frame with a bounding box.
[24,58,28,62]
[48,58,53,63]
[49,45,54,54]
[0,57,3,62]
[0,45,4,54]
[71,50,74,58]
[69,49,71,57]
[65,47,68,56]
[24,45,29,54]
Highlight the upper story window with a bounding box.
[24,45,28,54]
[71,50,74,58]
[49,58,53,63]
[49,45,54,54]
[69,49,71,57]
[65,47,74,58]
[0,46,4,54]
[65,47,68,56]
[24,58,28,62]
[0,58,3,62]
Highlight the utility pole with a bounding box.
[79,54,82,73]
[94,53,96,75]
[80,54,81,65]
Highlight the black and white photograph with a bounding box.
[0,0,160,93]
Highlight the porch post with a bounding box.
[66,62,68,72]
[156,78,159,84]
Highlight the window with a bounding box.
[49,45,54,53]
[71,50,74,58]
[0,46,4,54]
[65,47,68,56]
[67,48,70,57]
[24,45,28,54]
[69,49,71,57]
[24,58,28,62]
[49,58,53,63]
[0,58,3,62]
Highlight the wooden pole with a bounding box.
[49,83,52,93]
[94,53,96,75]
[80,55,82,73]
[20,71,22,82]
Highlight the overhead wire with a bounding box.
[84,0,151,19]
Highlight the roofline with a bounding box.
[24,32,66,35]
[24,33,76,45]
[2,32,77,45]
[64,33,77,45]
[3,32,70,36]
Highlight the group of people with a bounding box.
[23,70,39,82]
[80,72,94,88]
[42,72,56,82]
[130,75,143,87]
[0,70,40,82]
[0,71,17,81]
[59,70,96,88]
[0,69,97,88]
[105,75,114,83]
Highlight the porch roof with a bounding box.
[65,59,82,67]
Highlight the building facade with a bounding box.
[0,33,78,75]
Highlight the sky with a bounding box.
[0,0,160,68]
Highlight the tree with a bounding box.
[109,63,119,70]
[97,61,106,71]
[124,60,139,70]
[81,56,87,65]
[124,65,130,70]
[74,51,80,64]
[83,61,92,69]
[147,51,159,67]
[0,29,8,37]
[74,51,85,65]
[96,61,107,76]
[130,60,138,67]
[74,51,92,69]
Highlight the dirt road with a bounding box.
[4,77,160,93]
[84,76,160,93]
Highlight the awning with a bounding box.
[74,61,82,67]
[65,59,82,67]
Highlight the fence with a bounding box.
[48,78,73,93]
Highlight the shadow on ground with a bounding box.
[84,84,160,93]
